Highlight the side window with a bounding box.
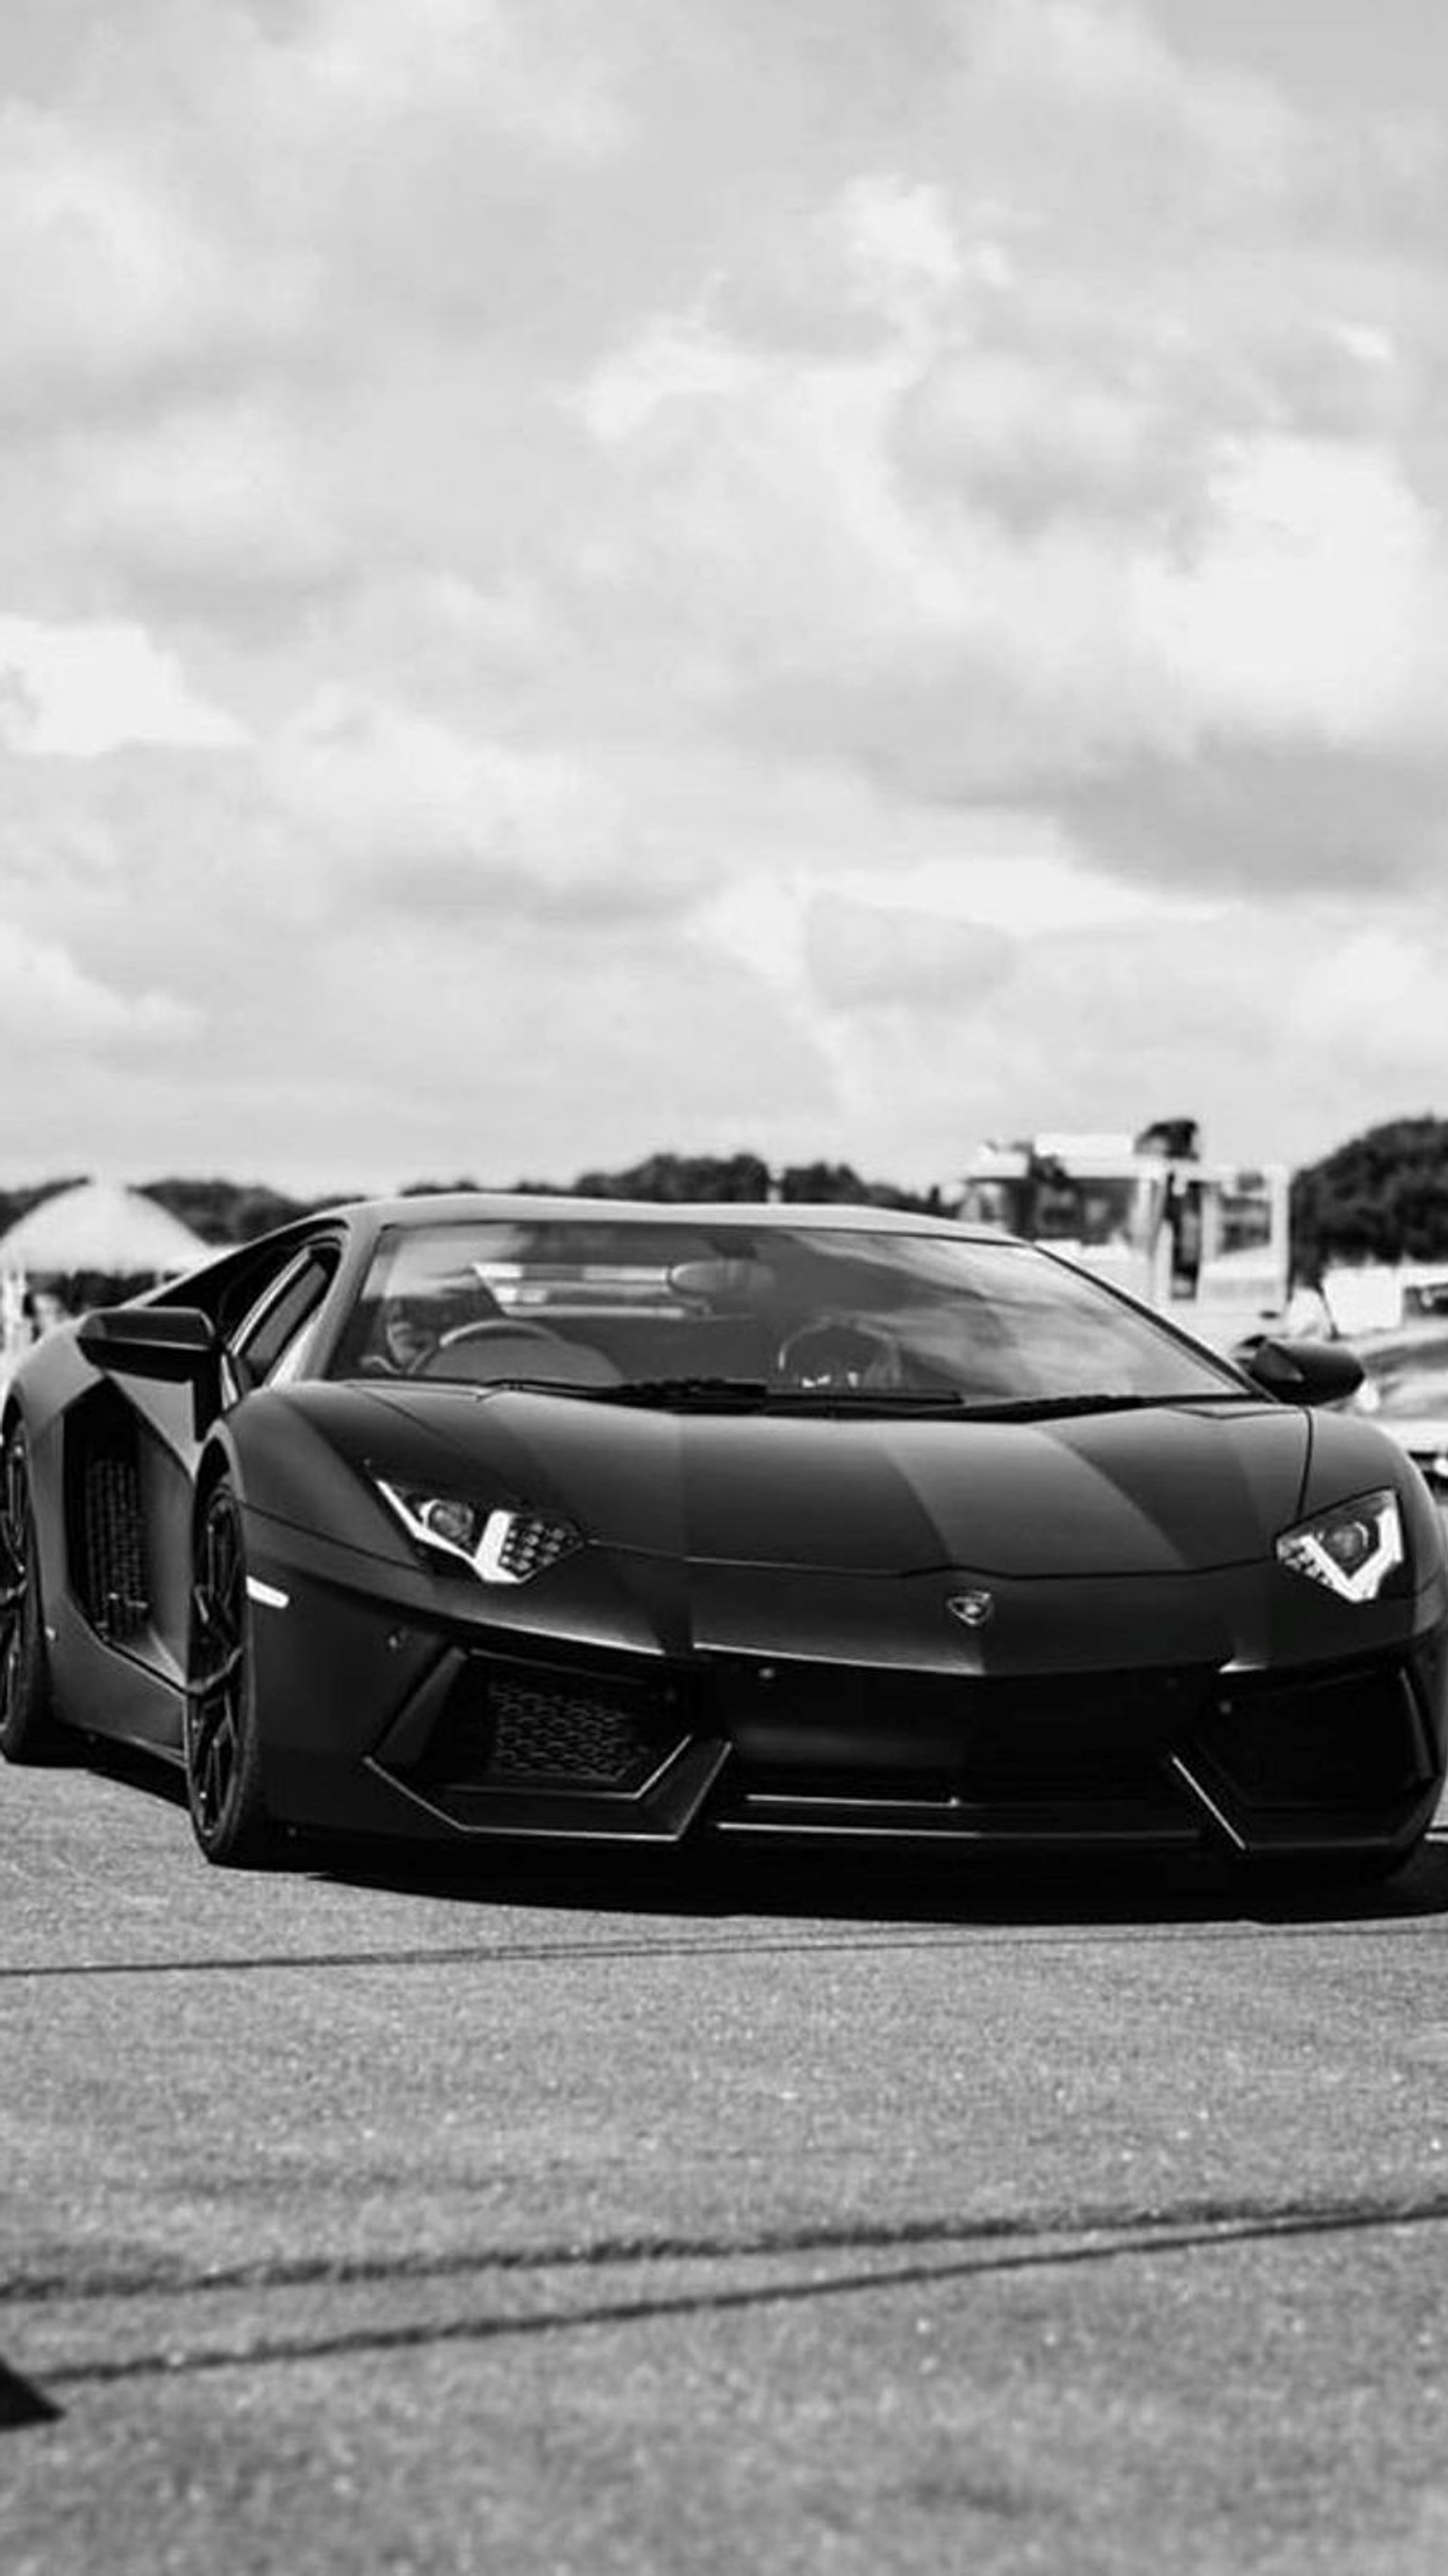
[233,1248,339,1389]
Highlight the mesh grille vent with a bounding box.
[490,1677,657,1785]
[81,1454,148,1641]
[415,1660,686,1793]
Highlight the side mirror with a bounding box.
[77,1304,218,1383]
[1240,1336,1364,1407]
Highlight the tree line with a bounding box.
[1288,1117,1448,1279]
[4,1119,1445,1277]
[0,1155,942,1255]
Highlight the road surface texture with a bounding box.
[5,1749,1448,2575]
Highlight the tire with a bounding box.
[185,1478,280,1867]
[0,1425,61,1763]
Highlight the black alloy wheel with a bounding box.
[0,1426,59,1762]
[186,1478,277,1866]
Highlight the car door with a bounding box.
[62,1237,343,1746]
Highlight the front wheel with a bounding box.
[186,1478,280,1867]
[0,1426,61,1763]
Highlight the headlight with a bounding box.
[373,1479,581,1584]
[1275,1489,1406,1604]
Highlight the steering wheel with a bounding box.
[775,1317,905,1392]
[408,1317,567,1374]
[403,1318,567,1376]
[438,1319,565,1351]
[413,1317,623,1389]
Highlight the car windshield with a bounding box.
[327,1217,1245,1408]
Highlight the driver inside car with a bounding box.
[777,1318,908,1392]
[377,1297,440,1374]
[367,1281,502,1374]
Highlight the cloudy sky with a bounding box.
[4,0,1448,1196]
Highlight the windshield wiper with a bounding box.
[943,1391,1251,1422]
[466,1380,1250,1418]
[421,1374,774,1408]
[762,1388,1226,1419]
[762,1389,969,1414]
[585,1376,774,1410]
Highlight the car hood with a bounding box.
[351,1385,1311,1579]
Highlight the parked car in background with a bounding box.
[1348,1323,1448,1510]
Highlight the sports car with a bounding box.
[3,1193,1445,1883]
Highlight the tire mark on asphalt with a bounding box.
[9,2182,1448,2310]
[3,1907,1447,1983]
[20,2190,1448,2396]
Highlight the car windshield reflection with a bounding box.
[329,1216,1244,1410]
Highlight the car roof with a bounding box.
[314,1192,997,1240]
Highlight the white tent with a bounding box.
[0,1180,209,1278]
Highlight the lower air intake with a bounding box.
[423,1658,686,1792]
[1193,1665,1427,1811]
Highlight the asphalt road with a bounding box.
[5,1755,1448,2576]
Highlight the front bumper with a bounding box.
[242,1509,1448,1864]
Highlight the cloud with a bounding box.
[0,90,314,422]
[580,288,1448,822]
[804,898,1016,1010]
[0,616,246,756]
[4,0,1448,1192]
[559,6,1448,851]
[55,404,350,610]
[793,898,1448,1188]
[1062,740,1448,897]
[262,689,716,923]
[0,919,198,1050]
[295,0,630,159]
[1130,433,1448,745]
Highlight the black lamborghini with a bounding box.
[2,1194,1444,1882]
